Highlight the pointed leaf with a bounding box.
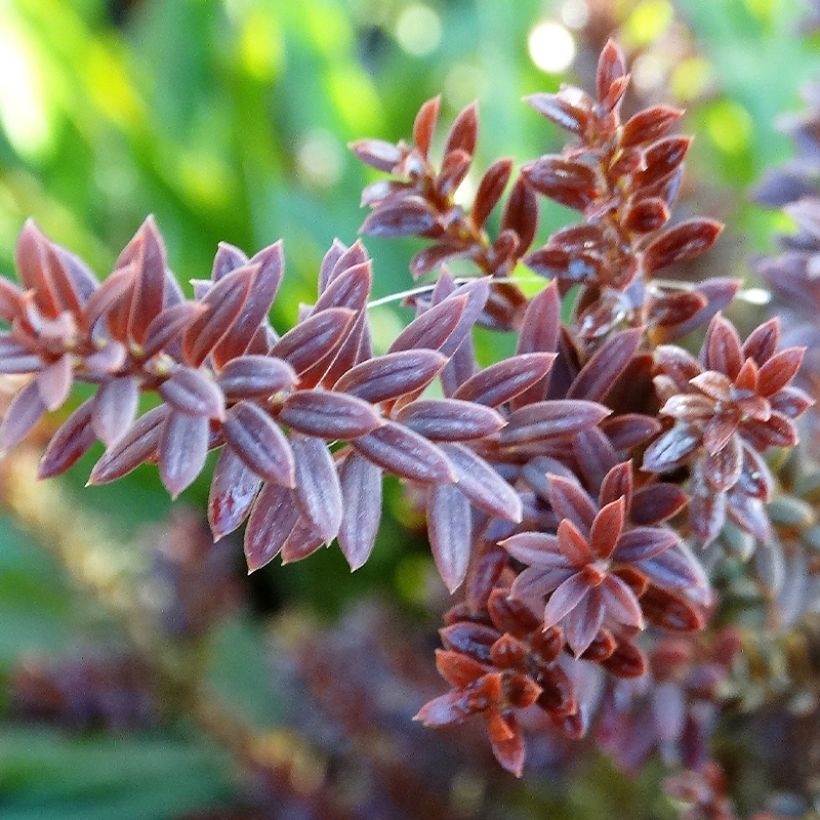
[222,401,294,486]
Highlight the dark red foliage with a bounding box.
[0,38,815,797]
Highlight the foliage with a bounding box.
[0,1,819,818]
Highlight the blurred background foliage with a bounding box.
[0,0,818,817]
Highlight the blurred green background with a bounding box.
[0,0,818,817]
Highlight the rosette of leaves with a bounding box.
[643,314,813,546]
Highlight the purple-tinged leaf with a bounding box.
[222,401,294,486]
[599,461,633,509]
[414,691,473,728]
[636,136,692,190]
[316,310,367,389]
[208,446,262,540]
[573,427,618,490]
[748,411,797,449]
[439,443,522,522]
[396,399,504,441]
[83,264,134,331]
[410,242,470,278]
[436,278,490,358]
[317,239,348,293]
[126,216,166,345]
[38,399,96,478]
[334,350,446,404]
[630,483,688,525]
[472,158,514,228]
[0,340,44,374]
[338,453,382,571]
[543,574,589,629]
[637,541,707,591]
[349,138,403,172]
[490,718,526,778]
[353,421,454,484]
[548,475,597,534]
[183,263,257,367]
[42,243,83,316]
[454,353,556,408]
[159,412,208,498]
[568,327,642,402]
[649,290,705,327]
[565,591,605,656]
[691,372,734,404]
[437,149,471,197]
[36,355,72,411]
[211,241,248,282]
[0,380,46,455]
[361,197,439,238]
[217,355,296,399]
[160,367,225,419]
[413,96,440,157]
[326,241,369,289]
[590,497,625,559]
[312,261,371,316]
[0,277,23,323]
[602,414,662,450]
[770,386,813,419]
[501,532,562,567]
[212,241,284,367]
[15,220,59,317]
[92,376,139,447]
[244,483,299,572]
[704,433,743,492]
[512,282,560,409]
[291,434,343,544]
[279,390,382,439]
[600,576,644,628]
[388,295,467,353]
[742,317,779,364]
[524,92,589,134]
[614,526,678,563]
[655,344,702,390]
[444,102,478,158]
[660,393,715,421]
[501,400,610,445]
[556,518,595,566]
[643,218,723,273]
[427,484,472,593]
[702,314,743,379]
[703,411,739,455]
[141,303,206,359]
[656,278,741,343]
[690,466,727,546]
[757,347,805,397]
[522,156,598,210]
[621,105,684,148]
[597,38,627,101]
[500,177,539,254]
[642,425,700,472]
[88,405,168,484]
[270,307,355,374]
[280,519,325,564]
